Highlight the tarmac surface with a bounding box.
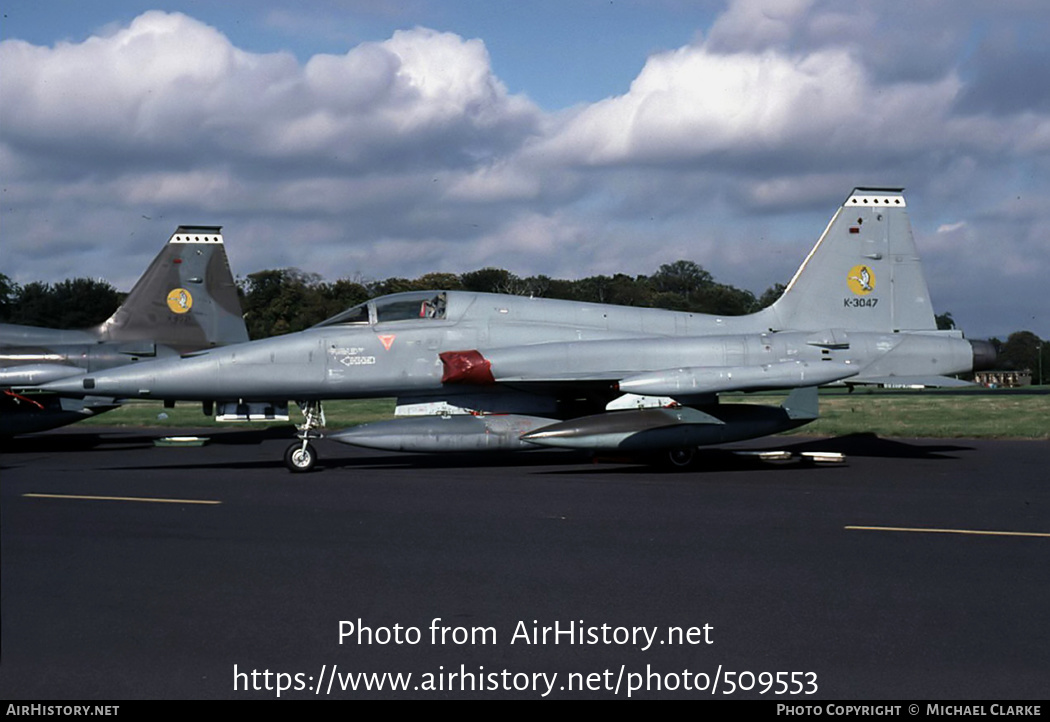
[1,427,1047,700]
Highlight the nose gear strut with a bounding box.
[285,400,325,472]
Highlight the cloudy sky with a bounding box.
[2,0,1047,339]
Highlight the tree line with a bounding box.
[236,260,786,339]
[0,260,781,336]
[1,267,1046,382]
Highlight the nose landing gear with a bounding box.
[285,401,325,473]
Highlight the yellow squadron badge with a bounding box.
[847,265,875,296]
[166,288,193,314]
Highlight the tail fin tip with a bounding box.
[168,226,224,244]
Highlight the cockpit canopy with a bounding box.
[316,291,448,327]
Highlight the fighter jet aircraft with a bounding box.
[42,189,996,470]
[1,226,256,435]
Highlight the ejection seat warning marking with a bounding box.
[231,617,821,698]
[331,346,376,367]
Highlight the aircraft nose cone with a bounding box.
[969,340,997,372]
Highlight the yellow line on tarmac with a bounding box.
[846,525,1049,538]
[23,493,221,505]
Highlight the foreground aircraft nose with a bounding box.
[969,340,997,372]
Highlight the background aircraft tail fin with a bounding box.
[95,226,249,350]
[765,188,937,333]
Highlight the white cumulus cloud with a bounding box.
[1,5,1049,339]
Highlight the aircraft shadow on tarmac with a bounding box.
[0,426,295,454]
[14,428,974,475]
[316,433,975,475]
[775,432,975,459]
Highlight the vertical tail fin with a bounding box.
[95,226,249,350]
[765,188,937,332]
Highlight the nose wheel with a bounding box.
[285,400,325,472]
[285,441,318,472]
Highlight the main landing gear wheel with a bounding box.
[285,441,317,473]
[665,447,698,470]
